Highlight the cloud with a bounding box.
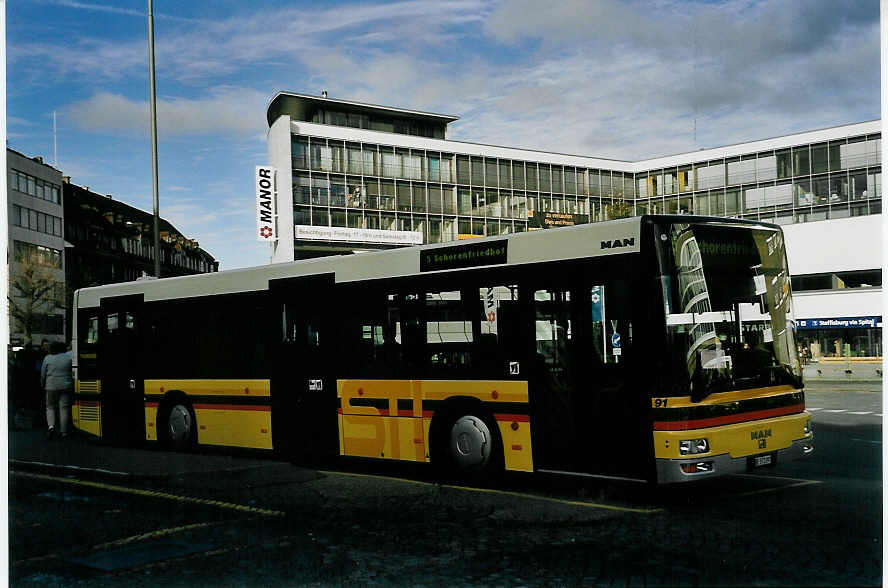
[66,88,269,136]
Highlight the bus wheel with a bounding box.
[445,414,502,482]
[162,402,196,451]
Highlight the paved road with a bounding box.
[9,381,882,586]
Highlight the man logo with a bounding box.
[601,237,635,249]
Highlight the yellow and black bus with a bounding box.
[72,215,813,483]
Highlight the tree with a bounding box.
[605,196,634,220]
[9,260,63,344]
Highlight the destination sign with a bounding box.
[420,240,507,272]
[797,316,880,330]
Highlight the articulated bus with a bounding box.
[72,215,813,484]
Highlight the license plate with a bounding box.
[753,454,772,467]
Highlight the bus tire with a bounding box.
[159,399,196,451]
[433,407,503,484]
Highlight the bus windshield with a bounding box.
[659,222,803,401]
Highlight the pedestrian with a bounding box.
[41,341,73,439]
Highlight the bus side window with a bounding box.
[107,313,119,332]
[86,316,99,344]
[426,290,472,374]
[477,285,519,374]
[588,283,633,365]
[283,303,321,348]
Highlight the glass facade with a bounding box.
[290,131,880,247]
[290,136,646,245]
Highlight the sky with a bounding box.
[6,0,881,270]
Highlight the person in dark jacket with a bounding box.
[41,341,73,439]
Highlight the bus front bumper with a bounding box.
[655,436,814,484]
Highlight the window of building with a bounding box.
[526,163,538,191]
[841,137,867,170]
[551,166,563,193]
[793,146,810,176]
[13,241,62,268]
[811,143,828,174]
[828,140,843,172]
[678,166,693,192]
[697,163,725,189]
[728,158,755,185]
[539,165,551,193]
[776,149,792,178]
[505,161,521,190]
[469,157,483,186]
[485,159,498,188]
[866,136,881,166]
[456,156,470,184]
[756,153,776,182]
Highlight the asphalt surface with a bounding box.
[8,380,883,586]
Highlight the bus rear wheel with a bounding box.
[437,411,503,483]
[160,401,196,451]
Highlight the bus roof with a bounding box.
[74,215,778,309]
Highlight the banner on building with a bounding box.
[295,225,422,246]
[256,166,277,241]
[529,211,577,230]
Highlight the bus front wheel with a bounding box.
[160,401,196,451]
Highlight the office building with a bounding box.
[62,181,220,335]
[6,147,219,346]
[7,149,66,345]
[264,92,882,358]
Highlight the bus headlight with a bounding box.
[679,438,710,455]
[804,420,813,435]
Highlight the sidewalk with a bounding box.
[8,428,314,484]
[803,359,883,383]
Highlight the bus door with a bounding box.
[577,278,649,480]
[98,294,145,444]
[526,282,582,471]
[526,276,647,479]
[269,274,338,462]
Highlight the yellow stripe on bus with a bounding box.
[651,384,798,409]
[144,379,270,397]
[653,412,811,459]
[337,379,533,473]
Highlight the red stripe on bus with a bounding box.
[653,404,805,431]
[193,404,270,412]
[495,413,530,422]
[145,402,159,408]
[338,409,421,418]
[76,401,99,407]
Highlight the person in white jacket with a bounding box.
[41,341,73,439]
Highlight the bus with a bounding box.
[72,215,813,484]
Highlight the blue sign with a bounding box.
[797,316,880,330]
[611,332,621,348]
[590,286,603,322]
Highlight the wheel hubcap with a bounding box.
[449,415,491,470]
[168,405,192,443]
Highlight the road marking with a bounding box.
[321,470,662,514]
[13,521,225,566]
[10,459,132,477]
[733,473,822,484]
[12,471,285,517]
[850,438,882,445]
[733,479,822,497]
[823,409,846,413]
[848,411,874,415]
[807,407,823,411]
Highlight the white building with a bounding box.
[265,92,882,357]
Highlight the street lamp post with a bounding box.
[148,0,161,278]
